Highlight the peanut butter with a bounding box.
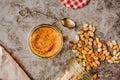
[29,25,61,57]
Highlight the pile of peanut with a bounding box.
[69,24,120,80]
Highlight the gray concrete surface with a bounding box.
[0,0,120,80]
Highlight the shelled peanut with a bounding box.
[93,74,97,80]
[106,40,120,63]
[69,24,120,75]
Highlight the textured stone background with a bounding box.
[0,0,120,80]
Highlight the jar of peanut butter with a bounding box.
[28,24,63,58]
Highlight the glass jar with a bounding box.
[28,24,63,58]
[57,58,93,80]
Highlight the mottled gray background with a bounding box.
[0,0,120,80]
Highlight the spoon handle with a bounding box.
[19,8,59,20]
[36,10,59,20]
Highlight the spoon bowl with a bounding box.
[60,18,76,29]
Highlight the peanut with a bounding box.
[105,52,110,56]
[100,54,105,61]
[84,47,89,52]
[89,38,93,42]
[94,51,99,56]
[77,43,82,48]
[73,44,78,49]
[89,25,93,31]
[92,26,96,32]
[115,52,120,57]
[106,55,112,60]
[84,26,89,31]
[108,60,114,64]
[93,74,97,80]
[93,40,97,46]
[78,40,84,45]
[69,41,74,47]
[97,48,102,52]
[102,43,107,48]
[84,32,89,39]
[88,50,93,54]
[113,45,118,50]
[96,38,100,43]
[103,50,108,54]
[75,34,79,41]
[98,42,102,48]
[93,56,99,60]
[95,60,100,65]
[112,40,117,45]
[78,55,83,59]
[89,31,94,37]
[85,39,89,45]
[83,24,89,28]
[75,52,80,56]
[116,47,119,52]
[90,62,94,67]
[112,56,118,61]
[107,41,110,46]
[93,62,97,67]
[103,47,107,51]
[82,62,86,67]
[110,43,113,48]
[113,50,117,56]
[88,42,92,46]
[118,56,120,59]
[87,45,93,49]
[78,30,84,34]
[82,50,87,54]
[86,65,91,70]
[114,60,119,63]
[80,35,85,41]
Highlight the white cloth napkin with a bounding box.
[0,45,31,80]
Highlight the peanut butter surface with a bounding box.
[29,26,61,57]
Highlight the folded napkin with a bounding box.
[0,45,31,80]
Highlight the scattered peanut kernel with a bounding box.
[93,62,97,67]
[89,31,94,37]
[84,26,89,31]
[100,54,105,61]
[110,43,113,48]
[88,42,92,46]
[84,47,89,52]
[93,74,97,80]
[84,32,89,39]
[113,45,117,50]
[89,25,93,31]
[107,41,110,46]
[69,41,74,47]
[92,26,96,32]
[112,40,117,45]
[95,60,100,65]
[69,24,120,80]
[98,42,102,48]
[83,24,89,28]
[78,30,84,34]
[89,38,93,42]
[86,65,91,70]
[96,38,100,43]
[108,60,114,64]
[93,40,97,46]
[75,34,79,41]
[106,55,112,60]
